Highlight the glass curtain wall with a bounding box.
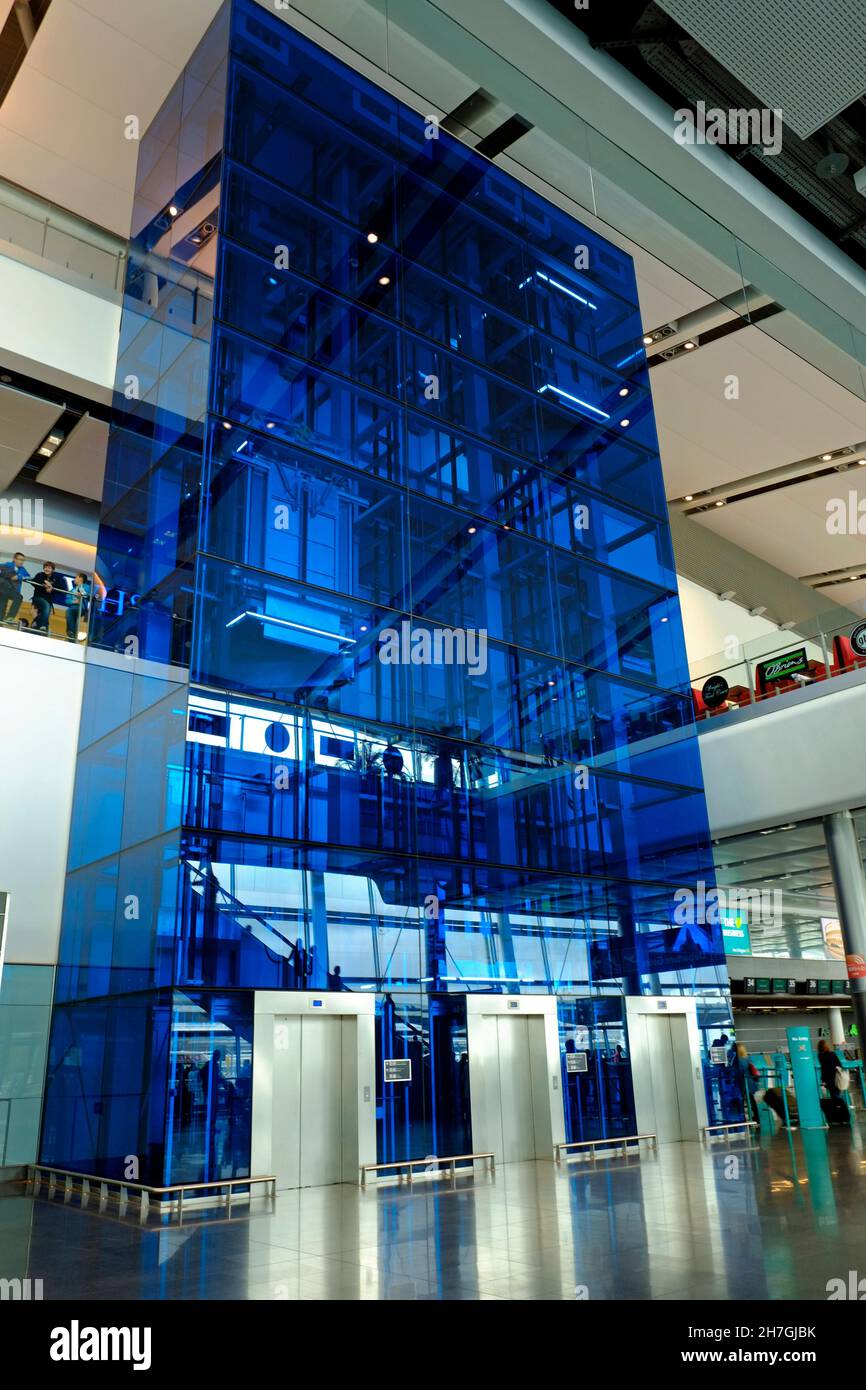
[41,0,731,1182]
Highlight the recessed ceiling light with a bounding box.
[715,499,725,506]
[620,418,630,427]
[47,434,62,445]
[366,232,379,244]
[684,494,693,501]
[467,526,477,534]
[683,340,696,350]
[547,679,556,686]
[37,445,52,456]
[360,625,369,632]
[266,421,275,429]
[168,204,179,218]
[642,335,653,346]
[222,421,231,430]
[660,616,668,623]
[619,387,629,397]
[821,453,833,461]
[378,275,390,286]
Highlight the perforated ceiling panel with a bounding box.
[657,0,866,138]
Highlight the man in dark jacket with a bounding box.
[0,551,29,623]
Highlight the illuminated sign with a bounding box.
[720,912,752,956]
[757,647,808,684]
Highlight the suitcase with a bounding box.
[821,1096,851,1126]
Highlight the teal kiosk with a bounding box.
[786,1027,826,1129]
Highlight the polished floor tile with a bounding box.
[5,1127,866,1300]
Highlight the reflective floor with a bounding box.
[4,1128,866,1300]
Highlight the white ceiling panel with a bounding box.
[0,0,224,235]
[657,0,866,139]
[35,415,108,501]
[0,386,63,490]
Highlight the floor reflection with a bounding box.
[4,1127,866,1299]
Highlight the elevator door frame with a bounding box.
[466,995,565,1164]
[251,991,376,1187]
[625,996,707,1142]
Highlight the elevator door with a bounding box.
[495,1016,539,1163]
[644,1014,693,1142]
[272,1015,344,1189]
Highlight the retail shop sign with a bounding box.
[851,622,866,658]
[757,647,808,683]
[701,674,729,709]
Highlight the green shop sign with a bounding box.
[758,647,808,683]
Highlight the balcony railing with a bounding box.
[688,605,866,721]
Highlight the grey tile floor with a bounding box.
[4,1127,866,1300]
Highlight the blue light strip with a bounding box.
[538,382,610,420]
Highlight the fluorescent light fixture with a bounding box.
[535,270,597,311]
[537,383,610,421]
[225,611,356,644]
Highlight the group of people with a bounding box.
[731,1038,851,1128]
[0,552,91,639]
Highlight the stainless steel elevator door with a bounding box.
[644,1014,692,1142]
[496,1016,538,1163]
[272,1015,343,1189]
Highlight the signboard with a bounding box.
[384,1058,411,1083]
[846,953,866,980]
[565,1052,588,1074]
[721,913,752,956]
[701,674,729,709]
[851,621,866,657]
[757,647,808,684]
[755,977,771,994]
[772,978,795,995]
[817,978,832,996]
[710,1046,728,1064]
[822,917,845,961]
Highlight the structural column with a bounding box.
[827,1006,846,1049]
[824,811,866,1050]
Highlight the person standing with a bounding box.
[0,551,29,623]
[30,561,60,631]
[66,572,91,640]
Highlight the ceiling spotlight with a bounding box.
[360,625,369,632]
[850,575,861,581]
[660,616,669,623]
[642,335,653,346]
[168,204,179,218]
[719,590,736,601]
[378,275,390,286]
[821,453,833,461]
[714,498,725,506]
[366,232,379,243]
[547,679,556,687]
[467,526,477,534]
[683,340,697,350]
[222,421,231,430]
[684,494,694,502]
[619,387,629,397]
[620,418,630,427]
[266,421,275,429]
